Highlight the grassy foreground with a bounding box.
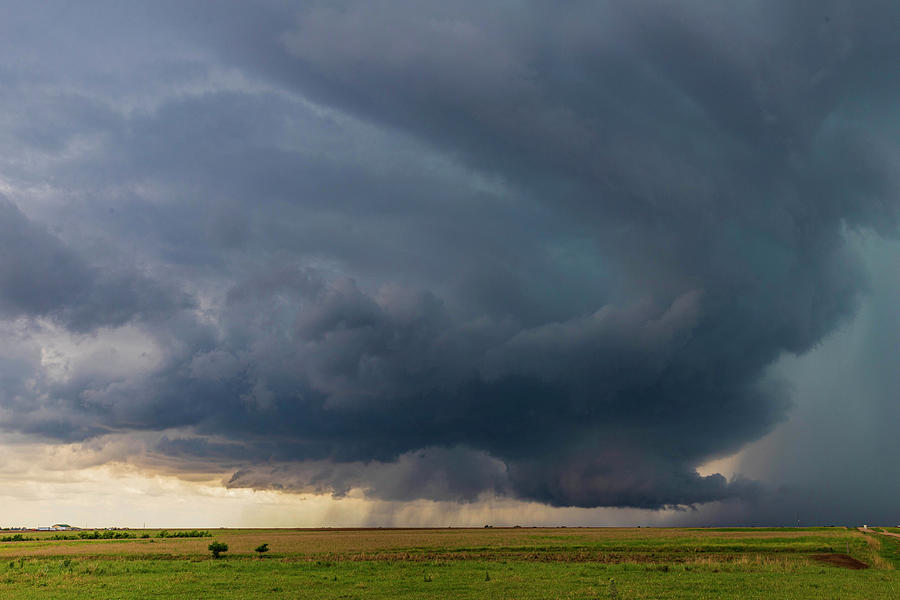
[1,527,898,599]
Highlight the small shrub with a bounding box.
[608,578,620,600]
[254,543,269,557]
[208,541,228,559]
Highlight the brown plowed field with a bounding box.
[810,553,869,569]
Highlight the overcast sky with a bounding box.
[1,1,899,528]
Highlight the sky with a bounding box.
[0,0,899,528]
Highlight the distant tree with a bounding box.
[208,541,228,559]
[254,543,269,558]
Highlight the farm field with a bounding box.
[1,526,899,599]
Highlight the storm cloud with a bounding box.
[1,1,899,514]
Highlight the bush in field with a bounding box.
[172,530,211,538]
[157,529,211,538]
[78,530,135,540]
[208,541,228,559]
[254,543,269,558]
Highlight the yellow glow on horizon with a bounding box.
[0,436,715,529]
[0,455,689,529]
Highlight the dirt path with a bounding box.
[858,527,900,540]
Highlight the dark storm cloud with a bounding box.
[1,1,899,512]
[0,197,190,332]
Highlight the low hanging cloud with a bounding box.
[1,1,899,513]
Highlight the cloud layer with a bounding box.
[1,1,899,513]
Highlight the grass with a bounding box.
[1,527,899,598]
[868,532,900,569]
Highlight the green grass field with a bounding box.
[1,527,898,599]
